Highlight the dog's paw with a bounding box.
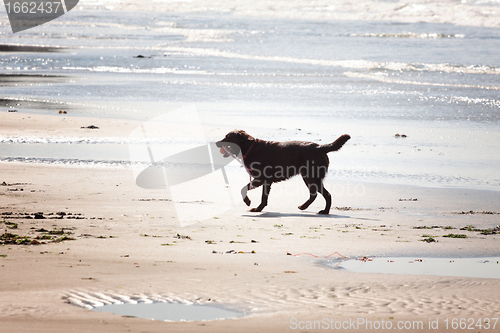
[243,197,251,206]
[298,204,307,210]
[318,209,330,215]
[250,207,263,212]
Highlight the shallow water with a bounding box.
[92,302,245,322]
[328,257,500,279]
[1,2,499,191]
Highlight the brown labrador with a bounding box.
[216,130,350,214]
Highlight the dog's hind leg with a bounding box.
[298,177,318,210]
[250,181,271,212]
[316,180,332,215]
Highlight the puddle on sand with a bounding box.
[92,302,245,322]
[328,257,500,279]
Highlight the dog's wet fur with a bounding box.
[216,130,350,214]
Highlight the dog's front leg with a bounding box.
[241,179,260,206]
[241,183,251,206]
[250,182,271,212]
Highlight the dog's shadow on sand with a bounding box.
[242,211,379,222]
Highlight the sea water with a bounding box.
[92,302,245,322]
[328,256,500,279]
[0,1,499,191]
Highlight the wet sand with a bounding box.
[0,45,65,53]
[1,112,500,332]
[0,74,70,88]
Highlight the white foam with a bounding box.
[76,0,500,28]
[61,65,213,75]
[0,135,173,144]
[47,19,234,42]
[160,46,500,76]
[162,79,334,89]
[344,71,500,91]
[0,157,137,168]
[346,33,466,39]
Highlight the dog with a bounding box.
[216,130,350,214]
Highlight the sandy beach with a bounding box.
[1,111,500,332]
[2,0,500,329]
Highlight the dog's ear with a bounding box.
[238,130,255,141]
[235,129,246,136]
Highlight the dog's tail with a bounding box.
[318,134,351,153]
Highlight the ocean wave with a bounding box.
[8,45,496,78]
[75,0,500,28]
[0,156,232,169]
[61,66,213,75]
[61,47,500,77]
[161,80,333,89]
[344,72,500,91]
[45,20,235,42]
[0,156,139,168]
[345,33,465,39]
[160,47,500,76]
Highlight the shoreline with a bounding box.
[2,110,500,193]
[2,110,500,332]
[76,0,500,29]
[1,0,499,28]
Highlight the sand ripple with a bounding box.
[64,277,500,317]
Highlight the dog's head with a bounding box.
[215,130,254,158]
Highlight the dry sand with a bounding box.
[1,112,500,332]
